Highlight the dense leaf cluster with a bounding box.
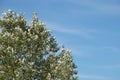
[0,10,77,80]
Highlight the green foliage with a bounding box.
[0,10,77,80]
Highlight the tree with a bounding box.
[0,10,77,80]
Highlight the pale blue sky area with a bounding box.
[0,0,120,80]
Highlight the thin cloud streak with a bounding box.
[98,64,120,69]
[52,0,120,15]
[71,45,120,57]
[47,23,96,39]
[103,46,120,52]
[81,63,120,69]
[78,74,110,80]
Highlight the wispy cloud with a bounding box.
[71,45,120,57]
[98,64,120,69]
[46,23,96,39]
[81,63,120,70]
[103,46,120,53]
[78,74,110,80]
[52,0,120,16]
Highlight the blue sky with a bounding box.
[0,0,120,80]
